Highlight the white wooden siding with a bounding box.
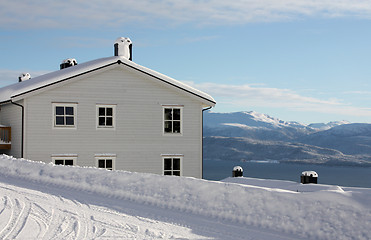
[24,66,203,178]
[0,100,23,158]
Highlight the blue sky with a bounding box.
[1,0,371,124]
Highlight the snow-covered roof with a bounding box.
[0,56,216,106]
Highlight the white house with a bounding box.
[0,37,215,178]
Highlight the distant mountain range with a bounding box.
[203,111,371,166]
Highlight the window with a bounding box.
[163,107,182,134]
[53,103,77,128]
[98,159,113,170]
[163,156,182,176]
[97,105,116,129]
[95,155,116,170]
[52,156,77,166]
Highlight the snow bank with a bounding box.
[0,155,370,240]
[222,177,348,193]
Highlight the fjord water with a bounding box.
[204,160,371,188]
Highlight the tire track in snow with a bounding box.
[0,187,89,240]
[88,205,143,238]
[0,184,54,239]
[0,198,31,239]
[42,207,80,239]
[41,195,79,239]
[50,214,80,239]
[27,202,53,239]
[0,196,12,237]
[41,208,59,240]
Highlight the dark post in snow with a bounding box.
[301,171,318,184]
[232,166,243,177]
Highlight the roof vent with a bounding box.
[18,73,31,82]
[60,58,78,70]
[114,37,132,60]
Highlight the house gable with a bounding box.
[116,60,215,107]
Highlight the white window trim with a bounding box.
[51,155,77,166]
[96,104,116,130]
[52,103,77,129]
[95,155,116,170]
[162,155,183,176]
[162,106,183,136]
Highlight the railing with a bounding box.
[0,126,11,149]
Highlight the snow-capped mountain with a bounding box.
[204,111,307,129]
[298,123,371,155]
[204,111,350,131]
[203,111,371,166]
[203,111,315,141]
[308,120,351,130]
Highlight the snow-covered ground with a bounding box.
[0,155,370,239]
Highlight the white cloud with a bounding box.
[1,0,371,29]
[187,82,371,118]
[344,90,371,95]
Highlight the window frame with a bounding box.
[52,156,77,166]
[162,106,183,136]
[162,155,183,176]
[96,104,116,129]
[52,103,77,129]
[95,155,116,170]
